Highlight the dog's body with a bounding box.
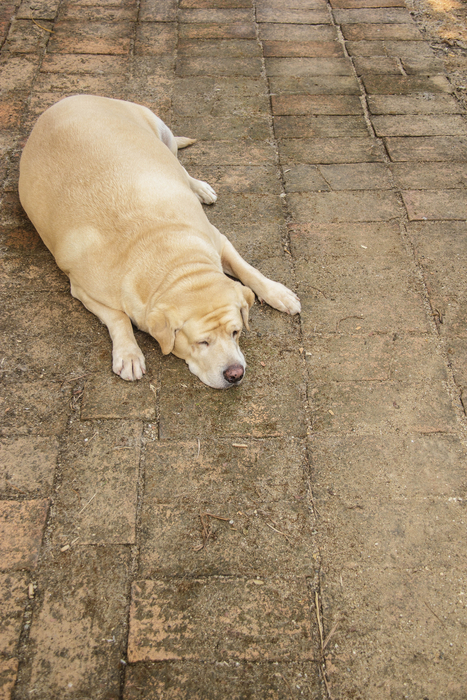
[19,95,300,388]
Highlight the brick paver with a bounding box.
[1,0,467,698]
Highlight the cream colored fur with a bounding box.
[19,95,300,389]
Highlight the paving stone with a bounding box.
[259,22,337,41]
[40,53,129,74]
[179,8,253,22]
[272,94,362,115]
[331,0,406,6]
[274,115,368,138]
[287,190,402,222]
[257,7,330,23]
[0,437,58,497]
[139,500,317,577]
[367,93,462,114]
[139,0,177,22]
[345,38,387,55]
[265,57,354,77]
[353,55,401,74]
[128,577,316,662]
[0,55,40,91]
[48,21,134,54]
[407,221,467,337]
[309,380,457,434]
[173,114,270,139]
[309,432,467,501]
[159,339,306,439]
[172,76,270,117]
[179,22,256,39]
[335,7,413,22]
[57,4,138,21]
[0,572,29,654]
[341,22,423,40]
[391,162,467,189]
[178,140,276,166]
[0,380,70,437]
[270,75,360,94]
[386,136,467,161]
[0,500,49,571]
[283,164,331,192]
[263,40,344,57]
[123,661,323,700]
[402,190,467,221]
[317,162,392,189]
[0,659,18,700]
[363,74,452,94]
[279,137,385,163]
[135,22,177,55]
[289,220,406,260]
[25,546,131,700]
[5,19,53,53]
[16,0,60,20]
[320,565,467,698]
[402,56,445,73]
[372,114,467,136]
[184,164,281,194]
[178,38,261,57]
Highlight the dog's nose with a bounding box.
[223,364,244,384]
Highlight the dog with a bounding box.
[19,95,301,389]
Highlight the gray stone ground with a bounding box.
[1,0,467,698]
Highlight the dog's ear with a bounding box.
[148,308,176,355]
[240,285,255,330]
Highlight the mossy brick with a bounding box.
[287,190,402,222]
[5,19,53,53]
[178,38,261,57]
[0,500,49,570]
[263,40,344,57]
[341,22,423,40]
[279,137,385,164]
[25,547,131,700]
[16,0,60,20]
[259,22,337,41]
[40,54,129,74]
[367,94,462,114]
[386,136,467,162]
[0,56,40,90]
[402,190,467,221]
[272,94,363,115]
[57,4,138,21]
[47,21,134,54]
[128,577,316,662]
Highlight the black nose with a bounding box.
[223,364,244,384]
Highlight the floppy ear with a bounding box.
[148,308,176,355]
[240,285,255,330]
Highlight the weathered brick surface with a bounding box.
[2,0,467,697]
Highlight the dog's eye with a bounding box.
[198,341,209,346]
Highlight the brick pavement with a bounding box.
[1,0,467,698]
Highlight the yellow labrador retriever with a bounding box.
[19,95,300,389]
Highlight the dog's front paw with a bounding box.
[260,282,301,315]
[194,180,217,205]
[113,348,146,381]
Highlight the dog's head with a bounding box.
[148,280,255,389]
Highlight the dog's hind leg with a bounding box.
[70,282,146,381]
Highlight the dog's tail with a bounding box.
[175,136,197,149]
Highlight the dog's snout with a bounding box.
[223,364,244,384]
